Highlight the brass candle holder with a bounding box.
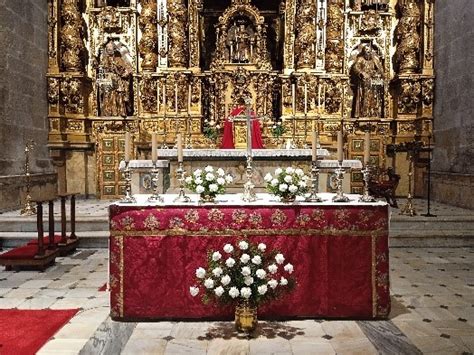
[305,160,323,202]
[332,161,350,203]
[147,161,164,203]
[21,140,36,216]
[400,155,417,216]
[359,164,376,203]
[121,161,136,203]
[173,162,191,203]
[241,155,257,202]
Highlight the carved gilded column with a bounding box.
[422,0,434,75]
[48,0,60,72]
[168,0,188,68]
[283,0,297,71]
[395,1,421,74]
[188,0,202,69]
[295,0,317,70]
[60,0,85,72]
[325,0,344,73]
[139,0,158,71]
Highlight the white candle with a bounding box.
[177,133,183,162]
[318,84,321,111]
[125,132,131,162]
[174,83,178,114]
[337,131,343,162]
[163,81,166,111]
[246,108,252,157]
[151,132,157,163]
[364,131,370,166]
[312,131,318,161]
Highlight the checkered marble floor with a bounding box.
[0,248,473,354]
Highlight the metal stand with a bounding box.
[173,162,191,203]
[241,155,257,202]
[186,114,193,149]
[302,114,309,149]
[147,161,164,203]
[421,135,436,217]
[400,155,417,216]
[121,161,137,203]
[305,160,323,202]
[332,161,350,202]
[21,141,36,216]
[359,164,376,202]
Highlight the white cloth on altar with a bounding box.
[156,148,330,158]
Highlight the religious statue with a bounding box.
[350,44,384,118]
[227,21,255,64]
[96,41,133,117]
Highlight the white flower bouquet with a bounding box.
[190,240,295,306]
[264,167,310,202]
[185,165,233,202]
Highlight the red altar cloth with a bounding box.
[220,107,265,149]
[109,201,390,321]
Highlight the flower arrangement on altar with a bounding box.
[264,167,310,202]
[270,121,286,138]
[190,240,295,332]
[185,165,233,202]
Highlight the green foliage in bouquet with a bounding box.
[264,167,310,201]
[185,166,233,199]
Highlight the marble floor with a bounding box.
[0,248,473,355]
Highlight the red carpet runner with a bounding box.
[0,309,78,355]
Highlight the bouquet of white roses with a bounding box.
[264,167,309,202]
[190,240,295,306]
[185,165,233,201]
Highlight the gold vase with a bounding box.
[235,302,257,333]
[280,195,296,203]
[199,194,216,203]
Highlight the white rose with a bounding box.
[195,177,203,185]
[229,287,240,298]
[185,176,193,184]
[239,241,249,250]
[241,266,251,276]
[289,185,298,193]
[205,165,214,173]
[264,173,273,182]
[225,175,233,183]
[284,175,293,183]
[195,185,205,194]
[217,177,226,185]
[193,169,202,176]
[217,168,225,176]
[256,269,266,279]
[258,285,268,295]
[275,253,285,264]
[275,168,283,176]
[279,183,288,192]
[209,183,218,192]
[298,181,307,188]
[258,243,266,252]
[244,276,254,286]
[240,253,250,264]
[295,168,304,176]
[284,263,294,274]
[252,255,262,265]
[212,251,222,261]
[286,167,295,174]
[223,244,234,253]
[271,178,279,187]
[221,275,231,286]
[195,267,206,279]
[240,287,252,299]
[268,279,278,289]
[214,286,225,297]
[268,264,278,274]
[189,286,199,297]
[225,257,236,268]
[206,173,215,181]
[212,267,223,277]
[204,278,214,289]
[280,277,288,286]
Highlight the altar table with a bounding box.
[109,193,390,321]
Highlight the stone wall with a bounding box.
[0,0,57,210]
[432,0,474,209]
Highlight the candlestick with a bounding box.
[151,133,157,163]
[147,161,164,203]
[121,161,136,203]
[363,131,370,166]
[124,132,131,162]
[337,130,343,162]
[305,160,323,202]
[332,161,350,203]
[246,106,253,157]
[304,83,308,115]
[312,131,318,161]
[359,165,376,202]
[177,133,183,162]
[20,140,36,216]
[241,155,257,202]
[173,162,191,203]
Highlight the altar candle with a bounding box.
[246,109,253,157]
[125,132,131,162]
[337,130,343,162]
[312,131,318,162]
[151,132,157,163]
[364,131,370,166]
[177,133,183,162]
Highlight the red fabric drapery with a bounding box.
[220,106,265,149]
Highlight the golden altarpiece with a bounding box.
[46,0,435,198]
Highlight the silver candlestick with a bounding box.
[332,160,350,202]
[241,155,257,202]
[148,161,164,203]
[185,114,193,149]
[305,160,323,202]
[173,162,191,203]
[121,161,136,203]
[359,164,376,202]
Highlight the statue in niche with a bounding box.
[227,18,256,64]
[350,44,384,118]
[96,41,133,117]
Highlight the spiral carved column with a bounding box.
[139,0,158,71]
[60,0,84,72]
[295,0,317,69]
[168,0,188,68]
[395,1,421,74]
[325,0,344,73]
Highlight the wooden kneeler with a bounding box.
[57,194,79,256]
[0,201,59,271]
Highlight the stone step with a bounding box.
[0,231,109,249]
[0,217,108,233]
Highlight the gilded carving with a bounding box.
[67,119,84,132]
[168,0,188,67]
[325,0,344,73]
[421,78,434,107]
[395,1,421,74]
[140,76,157,113]
[294,0,317,69]
[398,80,421,114]
[60,0,85,72]
[60,77,83,113]
[325,79,343,114]
[47,78,60,105]
[139,0,158,71]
